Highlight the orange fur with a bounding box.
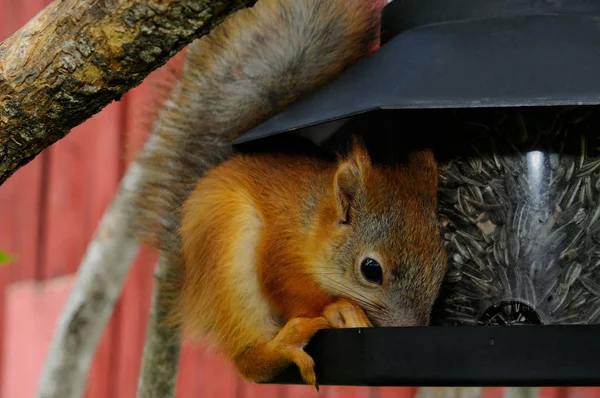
[177,141,447,386]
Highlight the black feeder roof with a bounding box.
[235,0,600,145]
[249,0,600,387]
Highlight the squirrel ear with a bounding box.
[334,141,370,223]
[334,161,360,223]
[348,138,371,175]
[407,148,439,198]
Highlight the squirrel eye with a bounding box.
[360,258,383,285]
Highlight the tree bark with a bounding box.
[416,387,484,398]
[136,259,182,398]
[504,388,539,398]
[0,0,256,187]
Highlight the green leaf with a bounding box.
[0,250,16,265]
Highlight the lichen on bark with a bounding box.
[0,0,256,186]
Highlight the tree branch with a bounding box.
[136,258,182,398]
[0,0,256,186]
[504,388,539,398]
[416,387,484,398]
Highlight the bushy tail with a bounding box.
[128,0,381,315]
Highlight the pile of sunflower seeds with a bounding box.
[431,107,600,326]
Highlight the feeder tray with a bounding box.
[234,0,600,386]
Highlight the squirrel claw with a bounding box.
[273,317,329,387]
[288,348,318,387]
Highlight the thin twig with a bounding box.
[416,387,484,398]
[136,259,182,398]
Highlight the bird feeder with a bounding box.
[234,0,600,386]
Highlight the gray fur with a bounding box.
[128,0,380,313]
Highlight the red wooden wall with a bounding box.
[0,1,597,398]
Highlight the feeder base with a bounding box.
[265,326,600,386]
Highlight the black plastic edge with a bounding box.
[380,0,600,43]
[265,325,600,386]
[234,0,600,146]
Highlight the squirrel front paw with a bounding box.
[270,316,329,388]
[323,299,372,328]
[234,317,329,388]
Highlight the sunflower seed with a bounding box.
[434,107,600,327]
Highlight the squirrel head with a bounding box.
[313,139,447,326]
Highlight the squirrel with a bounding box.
[130,0,447,389]
[177,139,447,386]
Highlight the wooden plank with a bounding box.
[1,276,74,398]
[1,0,23,39]
[77,100,124,398]
[175,344,204,397]
[565,388,600,398]
[85,319,119,398]
[378,387,417,398]
[2,156,45,281]
[81,103,125,235]
[40,89,121,279]
[0,160,44,397]
[0,263,12,398]
[283,384,322,398]
[0,165,39,278]
[39,131,92,278]
[539,388,567,398]
[482,388,505,398]
[177,341,241,398]
[321,386,377,398]
[240,382,284,398]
